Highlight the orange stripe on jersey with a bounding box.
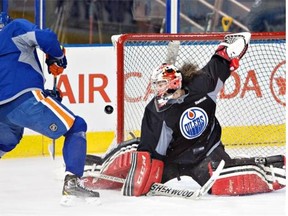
[33,90,45,101]
[44,97,74,129]
[32,90,75,129]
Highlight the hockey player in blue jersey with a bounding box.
[0,12,99,205]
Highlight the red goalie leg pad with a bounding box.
[211,174,272,195]
[85,150,135,189]
[210,167,272,196]
[122,151,164,196]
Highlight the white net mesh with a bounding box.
[115,33,286,158]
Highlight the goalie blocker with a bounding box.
[122,151,164,196]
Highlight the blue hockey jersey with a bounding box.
[0,19,64,105]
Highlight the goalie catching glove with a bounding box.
[46,46,67,76]
[215,32,251,71]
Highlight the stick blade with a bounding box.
[48,141,56,160]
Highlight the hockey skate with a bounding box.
[60,174,100,206]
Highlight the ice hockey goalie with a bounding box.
[82,32,286,196]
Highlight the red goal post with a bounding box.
[113,32,286,158]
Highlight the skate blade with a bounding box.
[60,195,101,207]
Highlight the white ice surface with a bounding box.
[0,156,286,216]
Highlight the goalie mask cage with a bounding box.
[114,32,286,158]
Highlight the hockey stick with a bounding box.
[147,159,225,199]
[166,40,180,65]
[87,160,225,199]
[46,46,66,160]
[48,75,58,160]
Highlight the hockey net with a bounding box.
[113,32,286,158]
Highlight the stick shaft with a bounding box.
[51,75,57,160]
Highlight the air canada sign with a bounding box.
[123,60,286,107]
[270,60,286,106]
[220,60,285,107]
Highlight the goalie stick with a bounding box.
[166,40,180,65]
[86,159,225,199]
[147,159,225,199]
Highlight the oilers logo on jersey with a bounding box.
[179,107,208,139]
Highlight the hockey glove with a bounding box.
[45,47,67,76]
[215,32,251,71]
[44,88,63,102]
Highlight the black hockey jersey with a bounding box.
[137,55,231,164]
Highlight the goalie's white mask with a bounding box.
[151,63,182,112]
